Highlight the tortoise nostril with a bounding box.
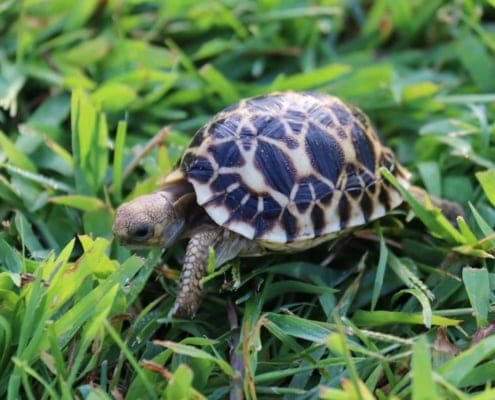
[131,224,153,241]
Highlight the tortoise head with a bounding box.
[113,191,185,249]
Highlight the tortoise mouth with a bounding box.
[113,236,161,250]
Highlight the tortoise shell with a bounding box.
[180,91,408,245]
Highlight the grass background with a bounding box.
[1,0,495,399]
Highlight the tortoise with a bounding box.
[112,91,461,318]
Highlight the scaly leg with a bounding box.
[408,185,465,222]
[169,228,264,318]
[168,229,221,318]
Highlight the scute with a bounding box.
[254,140,296,195]
[209,141,245,168]
[181,91,408,246]
[305,123,344,185]
[351,122,375,173]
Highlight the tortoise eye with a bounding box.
[130,224,153,241]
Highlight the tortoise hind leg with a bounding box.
[408,185,465,222]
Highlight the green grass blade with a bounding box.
[462,267,489,328]
[104,320,158,400]
[439,336,495,386]
[270,64,351,91]
[264,313,333,342]
[412,336,440,400]
[381,168,466,244]
[371,227,388,311]
[112,120,127,203]
[353,311,460,327]
[154,340,234,378]
[476,169,495,207]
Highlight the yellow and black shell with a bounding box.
[180,91,409,248]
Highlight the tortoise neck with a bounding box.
[161,180,194,206]
[160,172,212,237]
[161,169,192,200]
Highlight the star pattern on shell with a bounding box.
[181,91,408,246]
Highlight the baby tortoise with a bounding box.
[113,91,462,318]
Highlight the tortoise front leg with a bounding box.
[169,229,221,318]
[169,228,264,318]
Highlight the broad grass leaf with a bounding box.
[40,238,75,280]
[371,229,388,311]
[50,195,106,212]
[0,175,23,207]
[320,378,376,400]
[27,93,71,127]
[462,267,490,328]
[469,389,495,400]
[0,239,22,283]
[388,252,433,301]
[0,312,14,370]
[469,203,495,248]
[264,313,333,342]
[91,83,137,112]
[14,213,44,258]
[5,164,73,194]
[0,132,37,172]
[82,209,114,240]
[76,386,113,400]
[9,271,48,398]
[43,238,113,315]
[112,120,127,203]
[0,273,17,331]
[419,119,469,136]
[103,321,157,400]
[412,336,440,400]
[77,236,117,276]
[35,135,74,177]
[332,64,393,99]
[245,5,340,23]
[476,169,495,207]
[326,332,346,356]
[439,335,495,386]
[71,90,108,195]
[166,39,200,79]
[381,168,466,244]
[0,61,26,117]
[164,364,205,400]
[154,340,234,377]
[402,81,441,102]
[455,217,479,246]
[263,280,337,302]
[392,289,433,328]
[42,253,144,350]
[200,64,239,104]
[442,176,473,204]
[270,64,351,91]
[457,33,495,92]
[81,285,118,339]
[353,310,460,327]
[437,93,495,104]
[459,360,495,388]
[63,0,99,31]
[416,161,441,197]
[56,36,110,67]
[263,318,308,360]
[193,38,238,60]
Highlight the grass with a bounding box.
[1,0,495,398]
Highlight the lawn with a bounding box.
[1,1,495,399]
